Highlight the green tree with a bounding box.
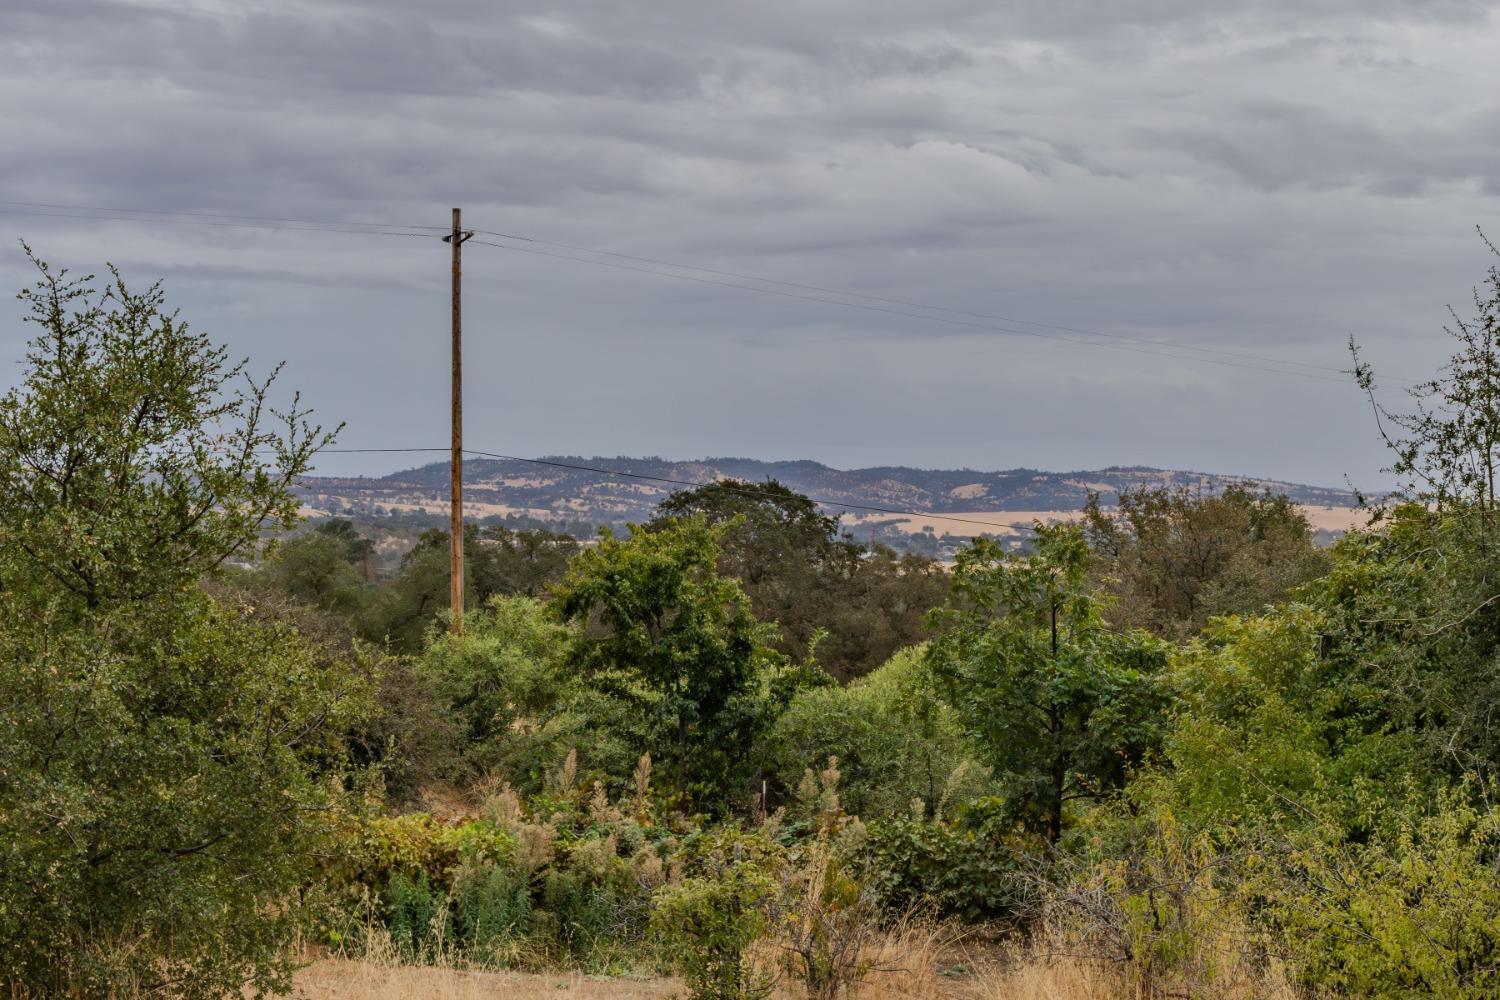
[0,247,330,608]
[415,595,575,775]
[651,480,945,681]
[1083,484,1330,639]
[1351,228,1500,522]
[1339,232,1500,777]
[765,646,993,820]
[552,517,781,808]
[0,250,368,996]
[469,523,580,599]
[314,517,375,578]
[258,529,366,612]
[927,524,1168,843]
[358,524,578,652]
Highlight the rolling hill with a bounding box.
[294,456,1365,554]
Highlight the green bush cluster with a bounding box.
[322,777,685,972]
[855,801,1034,923]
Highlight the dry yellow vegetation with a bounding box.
[287,954,1268,1000]
[285,922,1298,1000]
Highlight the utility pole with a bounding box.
[444,207,473,634]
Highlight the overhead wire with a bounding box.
[0,204,440,239]
[1,197,1401,385]
[475,227,1353,377]
[470,238,1358,383]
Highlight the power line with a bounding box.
[475,227,1353,378]
[0,205,440,239]
[470,239,1357,383]
[3,197,1397,385]
[307,446,1043,532]
[0,200,449,232]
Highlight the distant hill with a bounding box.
[295,457,1362,555]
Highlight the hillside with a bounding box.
[294,456,1364,553]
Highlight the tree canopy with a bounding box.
[0,250,369,996]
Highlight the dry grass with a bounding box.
[291,960,676,999]
[285,920,1301,1000]
[285,926,1034,1000]
[284,952,1126,1000]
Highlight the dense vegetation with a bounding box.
[7,236,1500,998]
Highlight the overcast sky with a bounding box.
[3,0,1499,489]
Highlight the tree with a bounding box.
[765,646,994,820]
[552,517,782,808]
[0,250,368,996]
[469,523,580,599]
[314,517,376,579]
[415,595,575,777]
[258,530,366,612]
[357,524,579,652]
[0,246,331,609]
[1351,228,1500,522]
[651,480,945,681]
[927,524,1168,843]
[1340,230,1500,775]
[1083,485,1329,639]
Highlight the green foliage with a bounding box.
[384,871,446,962]
[0,246,334,612]
[765,647,993,820]
[0,252,367,998]
[928,524,1170,842]
[1048,807,1281,997]
[1083,484,1330,639]
[453,861,533,960]
[1255,790,1500,998]
[1351,229,1500,517]
[379,861,533,965]
[651,479,946,681]
[652,864,775,1000]
[349,524,579,653]
[856,802,1032,922]
[552,518,782,810]
[415,595,576,770]
[343,812,517,888]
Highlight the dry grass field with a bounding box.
[285,924,1299,1000]
[288,954,1230,1000]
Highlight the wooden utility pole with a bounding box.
[445,208,473,634]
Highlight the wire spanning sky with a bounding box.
[2,0,1499,489]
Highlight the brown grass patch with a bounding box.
[291,960,675,999]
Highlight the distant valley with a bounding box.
[295,457,1366,556]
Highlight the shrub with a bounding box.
[384,871,448,963]
[856,802,1033,922]
[776,836,887,1000]
[0,252,366,998]
[652,865,776,1000]
[765,647,994,820]
[1255,792,1500,998]
[452,860,532,960]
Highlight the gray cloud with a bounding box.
[2,0,1499,489]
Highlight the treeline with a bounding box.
[8,235,1500,999]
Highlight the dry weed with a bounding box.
[291,959,676,999]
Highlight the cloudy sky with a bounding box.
[3,0,1499,488]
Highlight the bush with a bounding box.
[1255,791,1500,998]
[652,865,776,1000]
[776,834,888,1000]
[453,860,533,955]
[856,802,1033,922]
[765,647,994,820]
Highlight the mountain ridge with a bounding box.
[296,456,1361,531]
